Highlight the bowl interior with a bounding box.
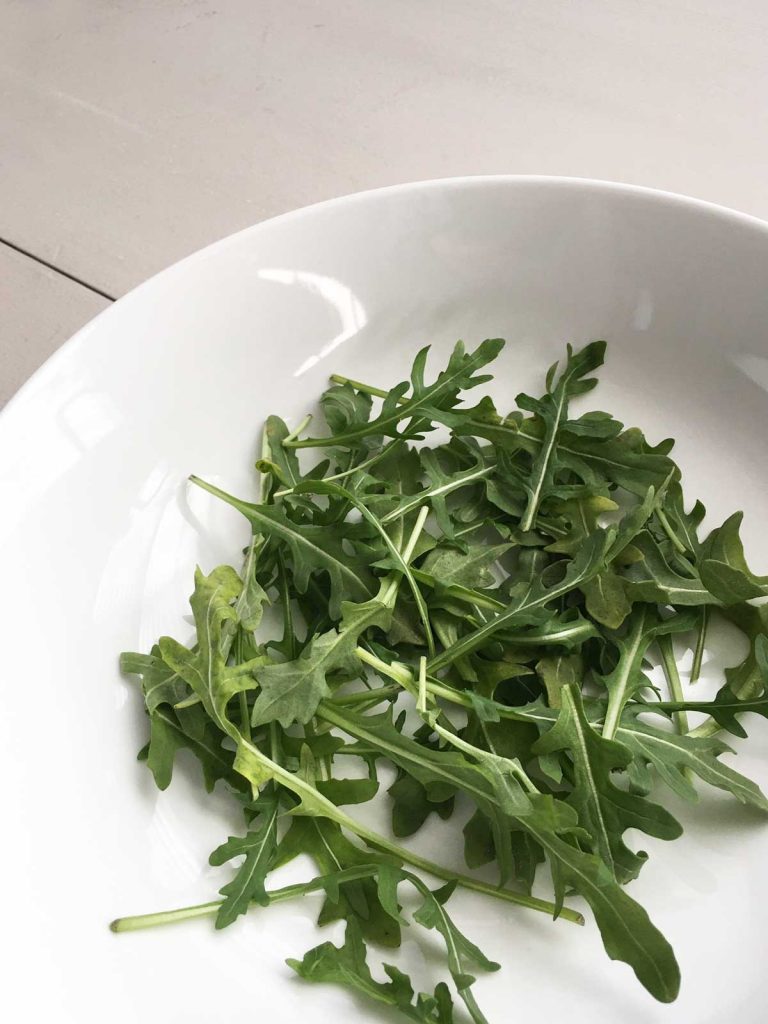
[2,178,768,1022]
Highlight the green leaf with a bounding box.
[622,532,718,606]
[421,541,512,590]
[721,604,768,702]
[316,777,380,805]
[289,339,505,449]
[157,566,261,731]
[255,415,303,491]
[517,340,606,531]
[120,646,187,713]
[428,527,614,672]
[142,705,238,792]
[534,686,681,882]
[209,794,280,926]
[699,512,768,604]
[528,795,680,1002]
[600,606,697,740]
[659,480,705,556]
[276,817,401,948]
[324,702,679,1001]
[535,654,583,709]
[543,493,618,555]
[617,711,768,811]
[189,478,375,618]
[389,773,454,837]
[250,593,390,728]
[380,447,494,541]
[320,382,373,434]
[233,537,270,632]
[582,570,631,628]
[293,477,435,657]
[413,880,500,1023]
[288,917,457,1022]
[650,637,768,739]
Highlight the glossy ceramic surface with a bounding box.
[2,177,767,1022]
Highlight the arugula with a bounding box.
[115,338,768,1021]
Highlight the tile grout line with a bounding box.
[0,235,117,302]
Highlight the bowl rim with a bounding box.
[4,173,768,423]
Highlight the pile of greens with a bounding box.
[114,339,768,1022]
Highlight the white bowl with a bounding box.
[1,177,767,1023]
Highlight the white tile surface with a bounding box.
[0,243,109,406]
[1,0,768,400]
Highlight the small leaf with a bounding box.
[534,686,681,882]
[699,512,768,604]
[582,570,631,628]
[209,794,280,927]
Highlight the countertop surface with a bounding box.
[2,0,767,404]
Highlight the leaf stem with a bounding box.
[401,505,430,564]
[601,609,648,741]
[283,413,313,444]
[417,656,428,714]
[259,426,271,503]
[111,866,381,933]
[329,374,406,403]
[690,607,708,684]
[329,682,401,706]
[655,508,688,555]
[274,439,405,498]
[657,635,689,735]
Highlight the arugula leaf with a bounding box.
[121,646,187,713]
[618,711,768,811]
[534,686,681,882]
[289,917,457,1023]
[251,592,393,728]
[139,704,239,792]
[380,446,494,541]
[622,532,717,606]
[156,566,260,732]
[276,817,402,948]
[189,478,374,618]
[582,570,632,629]
[288,339,505,449]
[699,512,768,604]
[421,542,512,591]
[428,527,613,672]
[517,340,606,530]
[600,606,697,740]
[413,880,500,1024]
[209,793,280,927]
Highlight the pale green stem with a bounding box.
[355,646,415,693]
[688,718,721,739]
[329,683,401,706]
[601,612,648,741]
[401,505,430,563]
[690,607,708,684]
[259,427,271,504]
[283,413,313,444]
[329,374,406,402]
[655,508,687,555]
[111,866,380,933]
[657,634,690,736]
[417,656,428,714]
[433,722,539,795]
[238,692,251,742]
[274,438,404,498]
